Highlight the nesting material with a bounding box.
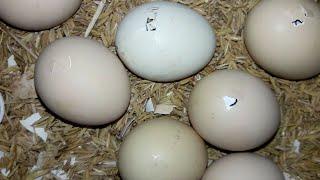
[0,0,319,179]
[84,0,108,37]
[0,151,9,177]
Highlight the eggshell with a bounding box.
[35,37,130,126]
[0,93,4,123]
[115,1,216,82]
[118,117,208,180]
[0,0,81,31]
[188,70,280,151]
[244,0,320,80]
[202,153,285,180]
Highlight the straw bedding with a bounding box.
[0,0,319,179]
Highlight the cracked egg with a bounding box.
[244,0,320,80]
[115,1,216,82]
[188,70,281,151]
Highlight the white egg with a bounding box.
[116,1,216,82]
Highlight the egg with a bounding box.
[188,70,280,151]
[0,0,81,31]
[244,0,320,80]
[115,1,216,82]
[118,117,208,180]
[202,153,285,180]
[35,37,130,126]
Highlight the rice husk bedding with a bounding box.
[0,0,319,179]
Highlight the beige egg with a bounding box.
[202,153,285,180]
[244,0,320,80]
[35,37,130,126]
[119,117,208,180]
[0,0,81,31]
[188,70,280,151]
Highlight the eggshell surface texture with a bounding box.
[202,153,285,180]
[119,117,208,180]
[188,70,280,151]
[35,37,130,126]
[115,1,216,82]
[0,0,81,31]
[244,0,320,80]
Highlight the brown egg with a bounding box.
[244,0,320,80]
[188,70,280,151]
[119,117,208,180]
[202,153,285,180]
[35,37,130,126]
[0,0,81,31]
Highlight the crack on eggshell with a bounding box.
[146,7,159,31]
[292,19,304,27]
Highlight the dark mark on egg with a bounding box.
[146,6,159,31]
[292,19,304,27]
[230,99,238,107]
[146,17,156,31]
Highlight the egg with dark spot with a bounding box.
[188,70,280,151]
[244,0,320,80]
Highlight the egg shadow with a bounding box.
[37,97,121,129]
[203,129,280,154]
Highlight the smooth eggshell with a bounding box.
[188,70,280,151]
[244,0,320,80]
[119,117,208,180]
[116,1,216,82]
[202,153,285,180]
[35,37,130,126]
[0,0,81,31]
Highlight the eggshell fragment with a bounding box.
[0,93,4,124]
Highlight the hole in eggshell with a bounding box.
[292,19,304,27]
[145,6,159,31]
[230,99,238,107]
[223,96,238,111]
[146,17,157,31]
